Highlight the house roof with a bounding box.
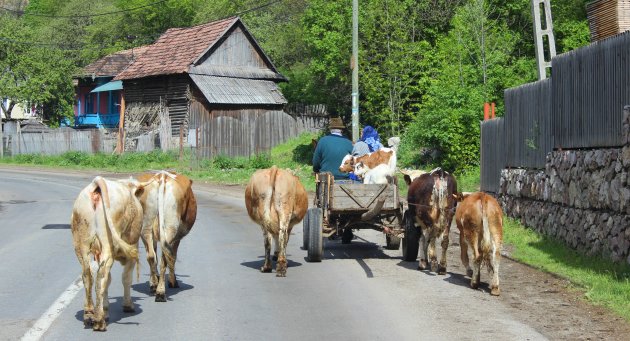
[80,46,150,78]
[116,17,262,80]
[189,74,287,105]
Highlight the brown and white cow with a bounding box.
[454,191,503,296]
[70,176,148,331]
[245,166,308,277]
[339,148,397,184]
[136,171,197,302]
[406,167,458,274]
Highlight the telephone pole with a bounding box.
[531,0,556,80]
[351,0,359,142]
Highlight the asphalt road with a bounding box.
[0,167,547,341]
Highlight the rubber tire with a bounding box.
[341,228,353,244]
[302,210,310,250]
[402,210,420,261]
[307,208,323,262]
[386,235,401,250]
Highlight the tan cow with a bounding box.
[136,171,197,302]
[70,176,147,331]
[245,166,308,277]
[454,192,504,296]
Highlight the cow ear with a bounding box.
[134,185,145,197]
[403,174,412,186]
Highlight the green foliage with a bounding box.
[249,153,272,169]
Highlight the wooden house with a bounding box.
[115,17,302,156]
[74,46,149,128]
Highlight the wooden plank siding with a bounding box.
[201,27,269,69]
[8,129,116,155]
[480,31,630,192]
[504,78,553,168]
[122,75,189,136]
[188,99,327,158]
[330,184,399,212]
[552,31,630,149]
[480,118,505,193]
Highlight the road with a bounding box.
[0,167,626,341]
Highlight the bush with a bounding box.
[249,153,272,169]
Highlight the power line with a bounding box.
[0,0,283,50]
[0,0,168,18]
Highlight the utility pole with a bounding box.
[351,0,359,142]
[531,0,556,80]
[0,110,3,158]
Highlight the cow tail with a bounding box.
[268,166,279,218]
[481,194,493,269]
[157,173,177,270]
[93,177,139,262]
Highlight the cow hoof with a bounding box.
[149,285,157,294]
[168,281,179,288]
[92,320,107,331]
[437,266,447,275]
[155,293,167,302]
[470,281,479,290]
[418,259,428,270]
[490,287,501,296]
[276,271,286,277]
[430,261,438,272]
[260,266,272,273]
[123,305,135,313]
[83,317,94,327]
[466,269,473,277]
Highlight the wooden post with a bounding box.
[0,111,3,158]
[179,126,183,161]
[484,102,490,120]
[116,94,126,154]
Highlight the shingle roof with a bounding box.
[80,46,150,78]
[115,17,238,80]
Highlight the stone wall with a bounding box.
[499,107,630,264]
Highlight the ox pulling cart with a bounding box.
[303,172,406,262]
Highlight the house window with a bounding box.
[84,93,93,114]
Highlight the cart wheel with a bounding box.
[307,207,323,262]
[385,235,401,250]
[402,210,420,261]
[302,210,310,250]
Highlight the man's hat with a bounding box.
[329,117,345,129]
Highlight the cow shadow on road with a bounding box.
[74,296,144,326]
[131,278,194,298]
[240,257,303,271]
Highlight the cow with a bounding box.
[406,167,458,274]
[454,192,504,296]
[245,166,308,277]
[70,176,148,331]
[136,171,197,302]
[339,148,397,184]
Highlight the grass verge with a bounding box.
[504,217,630,321]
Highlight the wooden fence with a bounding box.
[188,103,328,158]
[7,129,116,156]
[480,118,505,193]
[480,31,630,192]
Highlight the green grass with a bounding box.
[504,217,630,321]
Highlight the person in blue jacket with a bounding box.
[312,117,353,180]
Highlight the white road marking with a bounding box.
[21,275,83,341]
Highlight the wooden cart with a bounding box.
[303,172,405,262]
